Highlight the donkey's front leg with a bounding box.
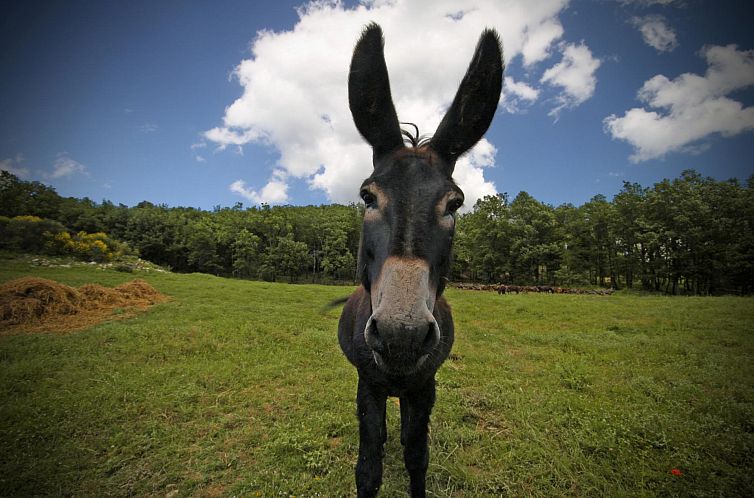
[356,376,387,498]
[401,377,436,498]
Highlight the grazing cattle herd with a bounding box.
[451,282,616,296]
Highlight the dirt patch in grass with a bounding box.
[0,277,168,334]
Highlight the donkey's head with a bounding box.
[349,24,503,375]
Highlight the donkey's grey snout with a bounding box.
[364,311,440,374]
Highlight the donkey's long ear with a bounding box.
[348,23,404,160]
[430,29,503,172]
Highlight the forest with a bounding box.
[1,169,752,294]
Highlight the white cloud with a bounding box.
[631,15,678,52]
[452,139,498,213]
[604,44,754,162]
[204,0,572,209]
[49,154,87,179]
[191,141,208,162]
[0,153,30,179]
[521,18,564,66]
[139,123,159,133]
[230,170,289,205]
[541,42,601,116]
[501,76,540,112]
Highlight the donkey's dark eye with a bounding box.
[361,190,377,208]
[446,198,464,215]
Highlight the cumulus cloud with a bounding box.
[49,154,87,179]
[0,153,31,179]
[521,18,564,66]
[540,42,601,116]
[631,15,678,52]
[230,170,289,205]
[452,139,498,212]
[604,44,754,162]
[501,76,540,113]
[204,0,573,207]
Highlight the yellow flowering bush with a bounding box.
[12,215,43,223]
[46,230,128,262]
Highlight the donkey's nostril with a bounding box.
[422,326,433,347]
[364,316,385,354]
[420,321,440,354]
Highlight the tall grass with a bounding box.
[1,255,752,497]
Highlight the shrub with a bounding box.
[46,230,132,262]
[114,262,135,273]
[0,215,67,253]
[0,214,136,263]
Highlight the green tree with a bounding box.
[260,235,309,282]
[0,171,62,219]
[186,222,221,274]
[509,192,562,284]
[581,194,617,288]
[554,203,591,286]
[321,227,356,280]
[612,182,645,289]
[231,229,260,278]
[454,193,512,282]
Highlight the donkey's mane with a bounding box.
[400,122,432,148]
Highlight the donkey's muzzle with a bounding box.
[364,256,440,374]
[364,313,440,375]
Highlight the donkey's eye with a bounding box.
[360,190,377,208]
[446,198,464,215]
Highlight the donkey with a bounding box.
[338,23,503,497]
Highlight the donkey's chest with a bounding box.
[357,361,439,396]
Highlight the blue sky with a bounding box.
[1,0,752,211]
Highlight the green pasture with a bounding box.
[1,255,752,497]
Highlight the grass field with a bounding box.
[1,254,753,497]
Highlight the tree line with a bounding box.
[1,169,751,294]
[455,171,753,294]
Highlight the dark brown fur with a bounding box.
[340,23,503,497]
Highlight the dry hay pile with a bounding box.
[0,277,167,333]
